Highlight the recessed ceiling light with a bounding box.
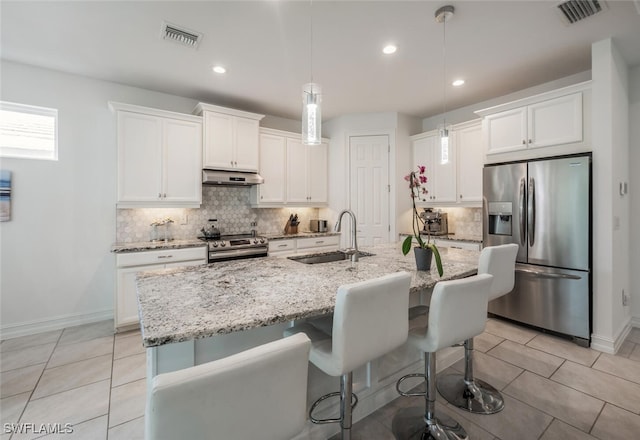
[382,44,397,55]
[212,66,226,74]
[452,79,465,87]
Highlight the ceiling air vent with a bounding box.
[160,21,202,48]
[557,0,605,24]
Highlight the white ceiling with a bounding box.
[1,1,639,121]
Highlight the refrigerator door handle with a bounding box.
[528,177,535,247]
[519,178,526,247]
[515,268,582,280]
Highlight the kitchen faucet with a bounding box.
[334,209,359,262]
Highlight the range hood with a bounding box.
[202,169,264,186]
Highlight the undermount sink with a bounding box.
[288,250,374,264]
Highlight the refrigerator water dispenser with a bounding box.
[488,202,513,236]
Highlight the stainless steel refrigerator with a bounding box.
[483,154,592,346]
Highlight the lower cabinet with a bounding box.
[115,247,207,330]
[268,235,340,257]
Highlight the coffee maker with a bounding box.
[420,208,449,236]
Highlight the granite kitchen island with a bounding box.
[136,242,479,438]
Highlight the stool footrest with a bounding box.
[309,391,359,424]
[396,373,427,397]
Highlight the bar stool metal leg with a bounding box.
[393,352,468,440]
[436,337,505,414]
[341,372,353,440]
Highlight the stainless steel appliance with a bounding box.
[198,233,268,262]
[420,209,449,236]
[202,169,264,186]
[483,154,592,346]
[310,219,329,233]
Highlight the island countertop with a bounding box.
[136,243,480,347]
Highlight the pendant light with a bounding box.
[435,5,454,164]
[302,0,321,145]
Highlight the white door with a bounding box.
[307,142,328,204]
[258,133,286,203]
[203,112,234,169]
[349,135,390,246]
[234,117,260,171]
[163,118,202,203]
[286,138,309,203]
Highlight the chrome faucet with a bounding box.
[334,209,359,262]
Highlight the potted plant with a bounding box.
[401,165,443,276]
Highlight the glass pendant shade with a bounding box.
[302,83,322,145]
[438,125,450,164]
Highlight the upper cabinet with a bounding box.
[411,119,482,207]
[411,131,457,204]
[476,81,590,162]
[251,128,328,207]
[110,102,203,208]
[454,120,483,203]
[193,103,264,172]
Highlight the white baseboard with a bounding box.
[0,309,114,340]
[591,317,632,354]
[631,316,640,328]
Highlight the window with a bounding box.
[0,101,58,160]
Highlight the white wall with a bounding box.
[321,112,421,246]
[590,39,631,352]
[629,65,640,325]
[421,71,592,131]
[0,61,203,337]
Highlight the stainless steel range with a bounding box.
[198,234,268,263]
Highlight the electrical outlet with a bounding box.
[180,214,188,225]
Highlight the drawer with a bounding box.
[268,239,296,254]
[297,235,340,250]
[434,239,481,251]
[116,246,207,268]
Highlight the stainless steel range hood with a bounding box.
[202,169,264,186]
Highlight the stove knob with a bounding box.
[212,241,218,248]
[259,238,265,244]
[253,239,258,244]
[220,242,226,247]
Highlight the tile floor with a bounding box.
[1,319,640,440]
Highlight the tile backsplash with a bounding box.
[116,186,320,243]
[437,207,482,240]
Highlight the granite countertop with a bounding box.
[264,231,341,240]
[135,243,479,347]
[399,232,482,244]
[111,239,206,253]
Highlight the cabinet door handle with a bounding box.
[163,193,167,198]
[459,194,463,199]
[277,244,288,248]
[528,139,532,144]
[157,255,173,259]
[522,140,526,145]
[230,161,234,166]
[158,193,161,198]
[315,240,324,244]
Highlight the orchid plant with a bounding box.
[401,165,444,276]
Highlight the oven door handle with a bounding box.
[209,247,267,261]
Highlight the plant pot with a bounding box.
[414,247,433,271]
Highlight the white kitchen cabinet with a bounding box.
[194,103,264,172]
[115,247,207,330]
[268,235,340,257]
[252,128,328,207]
[111,102,202,208]
[479,90,583,155]
[296,235,340,254]
[253,132,286,204]
[411,132,457,204]
[454,120,483,204]
[268,238,297,257]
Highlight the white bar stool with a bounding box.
[394,274,494,440]
[437,243,518,414]
[284,271,411,440]
[145,333,311,440]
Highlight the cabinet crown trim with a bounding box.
[474,80,591,117]
[194,102,265,120]
[108,101,202,123]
